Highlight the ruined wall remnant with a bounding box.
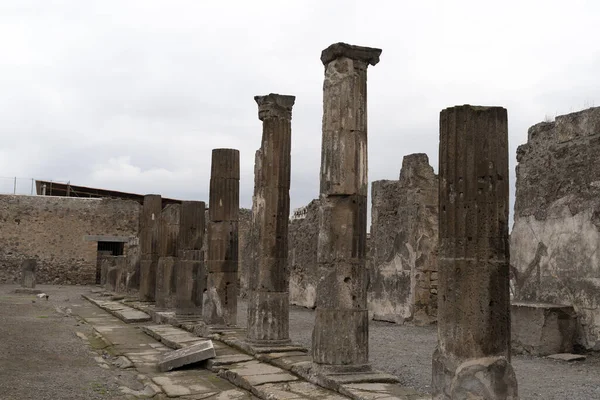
[0,195,140,284]
[288,199,320,308]
[511,106,600,350]
[368,153,438,325]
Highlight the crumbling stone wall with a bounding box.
[511,107,600,350]
[237,207,253,296]
[0,195,140,284]
[288,199,320,308]
[368,154,438,325]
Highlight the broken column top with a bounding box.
[254,93,296,121]
[441,104,507,114]
[399,153,436,184]
[211,148,240,180]
[320,42,382,66]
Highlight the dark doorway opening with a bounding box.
[97,241,124,256]
[95,241,125,284]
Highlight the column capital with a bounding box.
[321,42,382,66]
[254,93,295,121]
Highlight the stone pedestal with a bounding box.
[21,259,37,288]
[432,105,518,399]
[156,204,180,309]
[511,302,577,356]
[140,194,162,301]
[246,93,295,345]
[203,149,240,326]
[312,43,381,370]
[176,201,206,316]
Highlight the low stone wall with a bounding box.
[0,195,140,285]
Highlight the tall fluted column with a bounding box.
[246,94,295,344]
[432,105,518,399]
[139,194,161,301]
[176,200,206,315]
[155,204,180,309]
[203,149,240,326]
[312,43,381,371]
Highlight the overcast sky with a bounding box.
[1,0,599,228]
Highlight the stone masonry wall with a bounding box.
[0,195,140,285]
[511,107,600,350]
[288,199,320,308]
[368,154,438,325]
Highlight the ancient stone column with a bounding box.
[432,105,518,399]
[21,259,36,288]
[140,194,162,301]
[312,42,381,370]
[246,93,295,345]
[156,204,180,309]
[176,200,206,316]
[203,149,240,326]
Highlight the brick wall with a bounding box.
[0,195,140,285]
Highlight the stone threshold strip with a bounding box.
[78,295,257,399]
[124,299,431,400]
[82,294,152,322]
[83,294,354,400]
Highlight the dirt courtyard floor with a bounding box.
[1,284,599,400]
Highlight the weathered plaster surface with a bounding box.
[512,106,600,350]
[368,154,438,325]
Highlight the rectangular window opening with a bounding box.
[97,241,124,256]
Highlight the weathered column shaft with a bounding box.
[312,43,381,369]
[432,105,517,399]
[176,200,206,316]
[247,94,295,344]
[139,194,162,301]
[156,204,180,309]
[204,149,240,326]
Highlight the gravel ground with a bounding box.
[239,301,600,400]
[0,284,139,400]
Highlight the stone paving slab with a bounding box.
[77,295,256,399]
[126,300,426,400]
[158,340,216,372]
[142,324,206,349]
[131,306,351,400]
[82,295,151,323]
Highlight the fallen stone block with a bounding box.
[547,353,587,362]
[157,340,216,372]
[511,302,577,356]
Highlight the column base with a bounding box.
[432,349,518,400]
[311,362,372,375]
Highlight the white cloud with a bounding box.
[0,0,599,223]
